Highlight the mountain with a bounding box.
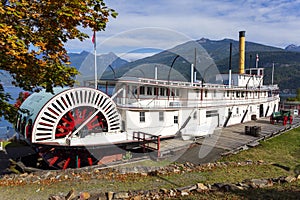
[69,51,90,70]
[0,70,13,86]
[68,51,128,84]
[101,38,300,91]
[285,44,300,52]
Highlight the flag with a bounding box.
[92,30,96,47]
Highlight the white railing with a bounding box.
[115,94,278,109]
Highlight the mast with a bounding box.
[272,62,274,85]
[93,30,97,89]
[194,48,197,82]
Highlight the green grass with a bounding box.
[219,127,300,173]
[0,127,299,199]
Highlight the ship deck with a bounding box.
[160,116,300,164]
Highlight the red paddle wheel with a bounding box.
[55,107,107,139]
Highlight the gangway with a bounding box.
[132,132,161,156]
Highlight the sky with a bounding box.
[65,0,300,60]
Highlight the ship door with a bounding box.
[259,104,264,117]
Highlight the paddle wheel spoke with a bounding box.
[63,157,71,169]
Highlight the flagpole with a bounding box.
[93,31,97,89]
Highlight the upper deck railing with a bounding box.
[114,77,279,91]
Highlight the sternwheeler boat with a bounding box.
[15,31,280,169]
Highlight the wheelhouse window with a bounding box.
[140,112,145,122]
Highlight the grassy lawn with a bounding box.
[219,126,300,173]
[0,127,299,199]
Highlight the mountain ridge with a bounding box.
[285,44,300,52]
[90,37,300,90]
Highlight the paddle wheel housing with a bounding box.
[16,87,123,169]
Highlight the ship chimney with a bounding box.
[239,31,245,74]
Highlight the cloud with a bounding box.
[66,0,300,53]
[117,52,158,62]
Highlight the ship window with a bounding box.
[154,87,158,96]
[227,91,230,97]
[175,89,180,96]
[132,86,138,95]
[204,90,208,97]
[174,116,178,124]
[236,91,240,97]
[241,92,245,97]
[213,90,216,97]
[21,117,26,136]
[236,107,239,114]
[140,112,145,122]
[139,86,145,95]
[166,88,170,96]
[170,89,175,96]
[159,112,164,121]
[268,91,271,97]
[159,88,165,96]
[206,110,218,117]
[147,87,152,95]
